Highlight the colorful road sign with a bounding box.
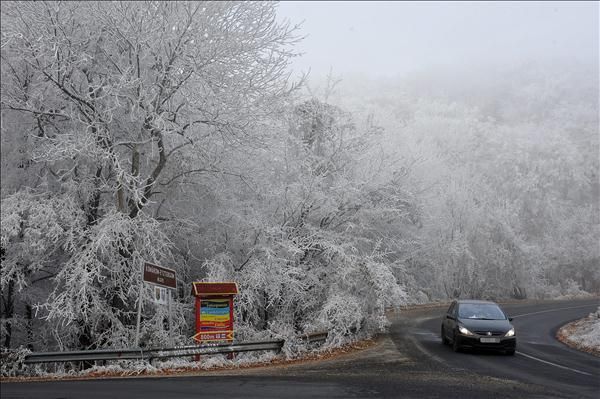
[191,282,238,344]
[200,298,231,328]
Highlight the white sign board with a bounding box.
[152,286,169,305]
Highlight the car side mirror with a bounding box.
[508,317,513,322]
[446,315,455,320]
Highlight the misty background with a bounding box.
[277,1,598,79]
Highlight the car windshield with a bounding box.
[458,303,506,320]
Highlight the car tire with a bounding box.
[452,332,461,352]
[441,326,449,345]
[505,349,515,356]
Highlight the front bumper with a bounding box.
[455,334,516,351]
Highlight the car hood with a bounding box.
[458,318,512,333]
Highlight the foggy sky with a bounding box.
[277,1,599,79]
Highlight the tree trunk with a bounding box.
[2,280,15,348]
[262,291,269,329]
[77,320,94,369]
[25,303,34,350]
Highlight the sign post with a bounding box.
[134,268,144,347]
[167,290,174,347]
[191,282,238,359]
[135,262,177,347]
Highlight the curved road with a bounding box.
[408,299,600,398]
[2,298,599,398]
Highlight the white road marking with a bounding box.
[516,351,593,376]
[511,303,597,377]
[511,304,597,318]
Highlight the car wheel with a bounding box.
[441,326,449,345]
[452,332,461,352]
[505,349,515,356]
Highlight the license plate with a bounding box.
[480,337,500,343]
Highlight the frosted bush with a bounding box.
[0,346,30,377]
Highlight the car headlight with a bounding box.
[458,326,473,336]
[505,328,515,337]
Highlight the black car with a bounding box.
[441,300,516,355]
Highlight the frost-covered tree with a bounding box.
[326,63,598,301]
[201,97,413,347]
[0,191,84,348]
[1,1,300,350]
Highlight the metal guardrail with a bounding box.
[24,348,145,364]
[303,331,328,343]
[23,340,283,364]
[147,340,286,361]
[20,331,328,365]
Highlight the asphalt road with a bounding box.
[410,299,600,399]
[2,298,599,399]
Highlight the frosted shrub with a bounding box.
[558,279,591,299]
[319,294,363,341]
[0,346,30,377]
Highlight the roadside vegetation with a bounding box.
[557,307,600,357]
[1,1,598,373]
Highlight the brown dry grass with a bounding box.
[556,318,600,357]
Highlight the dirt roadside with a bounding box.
[556,315,600,357]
